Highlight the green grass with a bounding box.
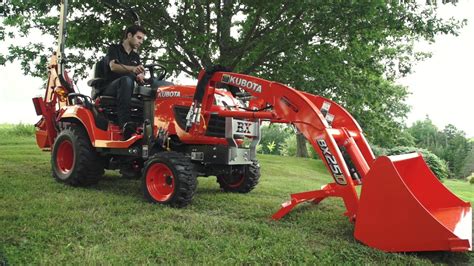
[443,179,474,203]
[1,131,473,264]
[0,123,35,138]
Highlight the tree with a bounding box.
[408,118,471,178]
[408,116,444,154]
[441,124,471,177]
[0,0,465,152]
[460,140,474,178]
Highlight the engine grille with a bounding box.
[173,105,225,138]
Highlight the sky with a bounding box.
[397,0,474,138]
[0,2,473,137]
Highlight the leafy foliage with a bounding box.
[0,123,35,137]
[441,124,471,177]
[279,135,297,157]
[408,117,471,178]
[259,124,319,158]
[279,134,320,159]
[370,144,388,158]
[265,141,276,154]
[460,142,474,179]
[408,117,445,155]
[387,146,449,180]
[258,124,291,155]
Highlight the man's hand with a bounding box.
[133,65,145,74]
[110,60,145,75]
[136,73,145,84]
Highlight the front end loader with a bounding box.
[32,0,471,253]
[188,70,472,252]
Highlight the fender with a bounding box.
[59,105,141,148]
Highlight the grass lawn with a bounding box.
[443,178,474,203]
[1,125,473,264]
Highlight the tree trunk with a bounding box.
[296,132,309,158]
[217,0,234,66]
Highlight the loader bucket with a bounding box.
[354,153,472,252]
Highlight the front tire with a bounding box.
[142,152,197,207]
[216,160,260,193]
[51,125,104,186]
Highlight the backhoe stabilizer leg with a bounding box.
[272,183,338,220]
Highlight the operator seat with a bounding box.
[88,56,144,123]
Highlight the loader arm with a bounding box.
[188,70,472,252]
[189,71,380,220]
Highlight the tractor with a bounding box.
[32,0,471,252]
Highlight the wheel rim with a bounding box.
[146,163,175,202]
[222,174,245,188]
[56,140,74,174]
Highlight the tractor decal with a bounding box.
[317,138,346,185]
[236,121,252,134]
[231,119,258,137]
[157,91,180,97]
[221,74,262,93]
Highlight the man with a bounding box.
[103,24,147,139]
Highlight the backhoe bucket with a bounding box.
[354,153,472,252]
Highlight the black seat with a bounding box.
[88,56,110,100]
[88,57,144,124]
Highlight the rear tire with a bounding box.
[217,160,260,193]
[51,125,104,186]
[142,152,197,207]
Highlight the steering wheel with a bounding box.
[143,63,168,81]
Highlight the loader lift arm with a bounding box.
[187,70,472,252]
[188,70,376,221]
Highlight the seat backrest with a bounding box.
[90,56,110,99]
[94,55,110,79]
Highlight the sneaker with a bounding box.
[122,122,137,140]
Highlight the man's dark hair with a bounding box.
[123,24,147,39]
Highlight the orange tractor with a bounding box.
[32,0,471,252]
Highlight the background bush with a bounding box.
[386,146,450,180]
[279,135,297,157]
[259,124,292,155]
[370,144,388,157]
[278,131,320,159]
[0,123,35,137]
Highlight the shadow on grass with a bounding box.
[85,173,142,199]
[274,202,473,264]
[84,173,225,201]
[195,185,226,194]
[409,250,472,265]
